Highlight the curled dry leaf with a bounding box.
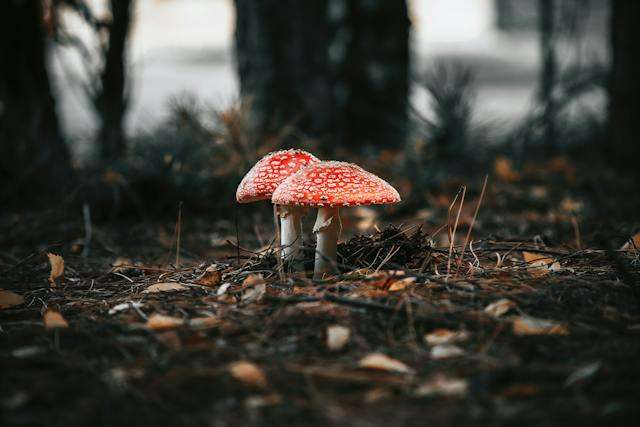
[484,298,516,318]
[326,325,350,351]
[195,265,223,287]
[415,374,468,397]
[430,344,465,360]
[228,361,268,389]
[47,253,64,287]
[620,233,640,251]
[358,353,413,374]
[523,252,555,278]
[43,310,69,330]
[512,316,569,336]
[146,313,184,330]
[142,282,188,293]
[0,290,25,309]
[424,328,469,346]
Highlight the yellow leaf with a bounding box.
[326,325,350,351]
[43,310,68,330]
[522,252,554,277]
[512,316,569,336]
[494,156,520,182]
[142,282,188,293]
[484,298,516,318]
[0,290,25,309]
[146,313,184,330]
[358,353,412,374]
[228,361,268,389]
[47,253,64,287]
[196,265,223,287]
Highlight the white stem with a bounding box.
[279,205,304,260]
[313,206,340,279]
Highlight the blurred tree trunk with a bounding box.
[609,0,640,172]
[234,0,333,147]
[337,0,410,151]
[96,0,132,162]
[538,0,557,153]
[0,0,73,202]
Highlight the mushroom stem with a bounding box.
[313,206,340,279]
[279,204,304,260]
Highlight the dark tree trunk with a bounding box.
[96,0,132,162]
[538,0,557,153]
[337,0,410,151]
[609,0,640,173]
[0,0,73,203]
[234,0,333,147]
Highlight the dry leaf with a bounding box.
[108,302,144,315]
[47,253,64,287]
[494,156,520,182]
[620,233,640,251]
[146,313,184,330]
[142,282,188,293]
[189,316,220,329]
[424,328,469,346]
[242,283,266,304]
[523,252,554,277]
[228,361,268,389]
[0,290,25,309]
[358,353,412,374]
[565,361,601,387]
[242,273,264,287]
[112,257,134,273]
[388,277,417,292]
[326,325,350,351]
[430,344,465,359]
[415,374,468,397]
[512,316,569,336]
[484,298,516,318]
[196,265,222,287]
[43,310,68,330]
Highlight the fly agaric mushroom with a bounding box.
[272,161,400,278]
[236,149,320,259]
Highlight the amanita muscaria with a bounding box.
[272,161,400,279]
[236,149,320,260]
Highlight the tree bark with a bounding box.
[96,0,132,162]
[337,0,410,151]
[234,0,333,144]
[0,0,73,203]
[609,0,640,172]
[538,0,557,153]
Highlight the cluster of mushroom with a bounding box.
[236,150,400,279]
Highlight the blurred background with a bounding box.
[0,0,637,234]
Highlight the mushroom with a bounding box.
[236,149,320,260]
[272,161,400,279]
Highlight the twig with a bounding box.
[454,175,488,278]
[175,201,183,266]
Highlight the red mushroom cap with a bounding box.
[271,161,401,207]
[236,149,320,203]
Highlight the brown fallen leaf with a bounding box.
[195,265,223,287]
[142,282,188,293]
[43,310,69,330]
[522,252,554,277]
[430,344,465,359]
[189,316,220,329]
[620,233,640,251]
[47,253,64,287]
[484,298,516,318]
[494,156,520,182]
[146,313,184,330]
[358,353,412,374]
[326,325,350,351]
[388,276,417,292]
[415,374,468,397]
[512,316,569,336]
[242,273,265,287]
[228,361,268,389]
[0,290,25,309]
[424,328,469,346]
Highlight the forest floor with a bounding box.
[1,161,639,427]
